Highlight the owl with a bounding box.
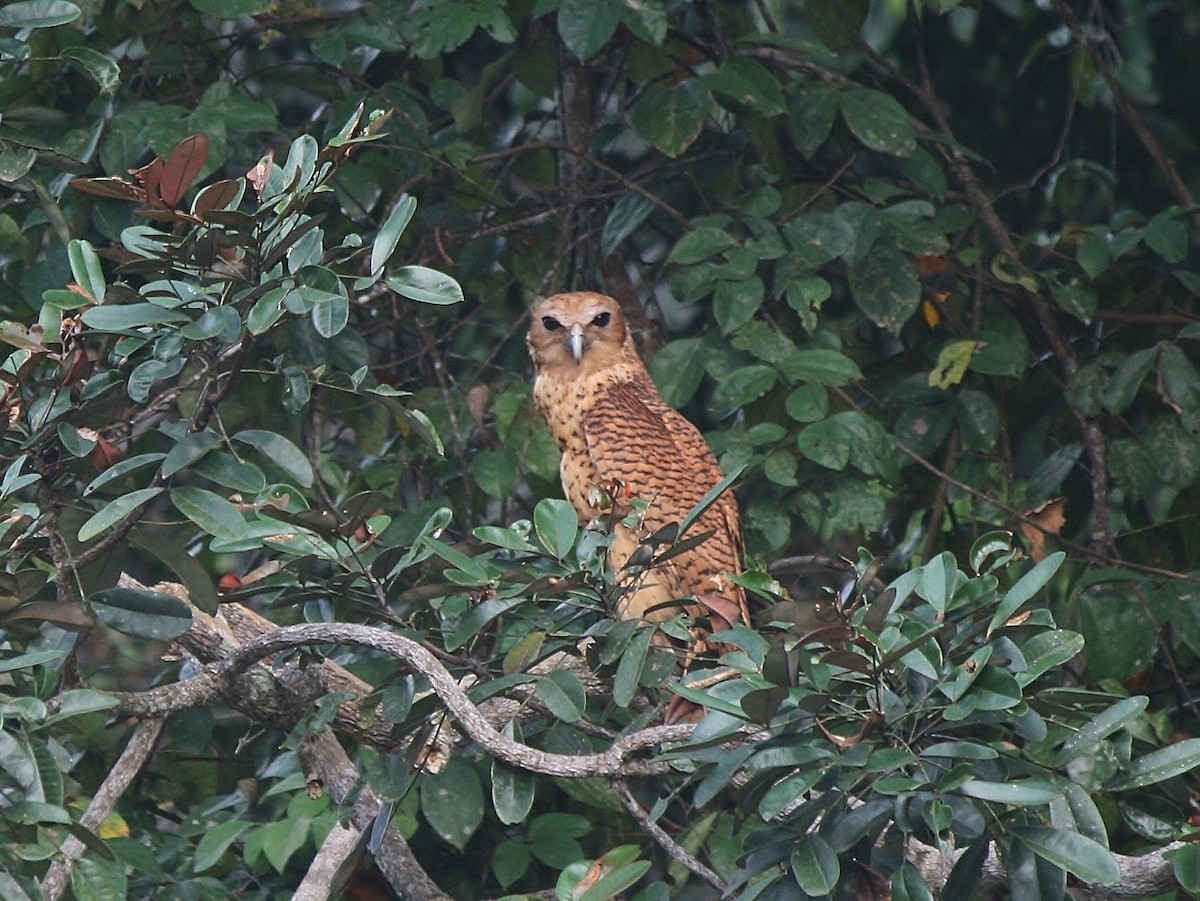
[527,291,750,648]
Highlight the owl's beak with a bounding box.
[568,324,585,362]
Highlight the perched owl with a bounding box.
[527,291,750,646]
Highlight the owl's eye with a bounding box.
[592,311,611,327]
[542,316,562,331]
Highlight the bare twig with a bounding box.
[612,779,725,891]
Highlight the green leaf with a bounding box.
[847,245,921,332]
[929,339,979,388]
[470,448,518,500]
[840,88,917,156]
[557,0,620,62]
[1110,737,1200,790]
[791,835,840,895]
[194,819,252,873]
[703,58,786,116]
[711,364,777,410]
[161,430,221,478]
[386,266,464,305]
[758,768,826,820]
[1144,209,1188,262]
[536,669,586,723]
[81,303,191,331]
[649,338,707,408]
[89,587,193,640]
[601,192,655,258]
[420,756,484,850]
[668,227,736,266]
[1014,826,1119,885]
[713,276,764,334]
[630,80,713,158]
[613,626,652,708]
[61,46,120,95]
[1167,844,1200,894]
[492,722,535,826]
[233,430,313,487]
[311,295,349,338]
[0,0,80,28]
[788,87,840,158]
[78,488,165,541]
[1055,695,1148,766]
[170,487,247,540]
[371,194,417,275]
[533,498,578,558]
[781,349,861,386]
[1079,587,1157,681]
[1017,630,1085,686]
[188,0,270,17]
[68,239,106,304]
[959,778,1062,805]
[987,552,1064,637]
[1103,345,1160,415]
[797,411,895,478]
[577,857,652,901]
[82,452,166,496]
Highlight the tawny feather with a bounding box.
[527,291,750,638]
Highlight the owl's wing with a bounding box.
[581,380,746,626]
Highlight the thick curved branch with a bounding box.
[221,621,698,777]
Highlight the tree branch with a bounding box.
[41,718,165,900]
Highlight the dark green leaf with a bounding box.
[840,88,917,156]
[534,498,578,558]
[536,669,586,723]
[847,245,921,331]
[89,587,192,640]
[78,488,164,541]
[703,58,786,116]
[630,80,713,158]
[668,227,737,265]
[713,275,764,334]
[420,756,484,850]
[613,626,652,708]
[81,303,190,331]
[557,0,620,62]
[649,338,707,408]
[61,46,120,95]
[0,0,80,28]
[1015,826,1119,885]
[170,487,247,540]
[1110,737,1200,790]
[791,835,839,895]
[233,430,313,487]
[161,429,221,478]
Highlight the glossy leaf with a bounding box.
[89,587,192,640]
[386,266,464,304]
[78,488,164,541]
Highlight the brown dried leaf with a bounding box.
[1018,496,1066,562]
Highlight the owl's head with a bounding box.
[527,292,636,373]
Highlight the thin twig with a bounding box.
[41,718,165,901]
[612,778,726,891]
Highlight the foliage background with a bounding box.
[2,0,1200,897]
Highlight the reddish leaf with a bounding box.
[129,157,165,206]
[193,179,242,217]
[159,134,210,207]
[69,177,146,202]
[247,151,273,199]
[3,601,94,630]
